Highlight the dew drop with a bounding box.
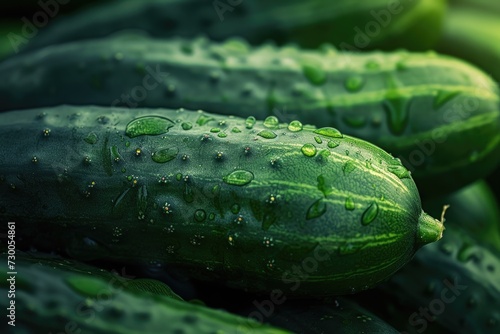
[231,204,241,214]
[314,127,343,138]
[245,116,256,129]
[302,59,327,85]
[383,93,409,135]
[344,75,364,92]
[387,165,411,179]
[151,147,179,163]
[314,136,323,144]
[263,116,279,129]
[217,132,227,138]
[342,115,367,128]
[345,197,355,211]
[194,209,206,222]
[210,127,220,133]
[125,116,175,138]
[306,198,327,220]
[196,114,214,126]
[257,130,277,139]
[231,127,241,133]
[84,132,98,144]
[433,90,460,110]
[301,143,317,157]
[361,202,379,225]
[223,170,254,186]
[288,120,303,132]
[343,161,357,175]
[327,141,339,148]
[181,122,193,130]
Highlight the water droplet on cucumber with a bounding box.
[194,209,206,222]
[125,116,175,138]
[257,130,277,139]
[151,147,178,163]
[344,76,364,92]
[223,170,254,186]
[345,197,355,210]
[361,202,379,225]
[306,198,327,220]
[181,122,192,130]
[387,165,411,179]
[302,59,327,85]
[343,161,357,175]
[231,204,241,214]
[263,116,279,129]
[288,120,303,132]
[314,127,343,138]
[245,116,256,129]
[301,143,317,157]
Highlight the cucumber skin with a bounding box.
[0,252,289,334]
[423,180,500,252]
[240,298,399,334]
[0,105,437,297]
[1,37,499,196]
[20,0,445,53]
[380,225,500,334]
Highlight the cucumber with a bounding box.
[423,180,500,251]
[240,298,399,334]
[450,0,500,12]
[0,105,444,297]
[0,250,183,300]
[1,36,499,195]
[436,7,500,84]
[0,252,289,334]
[378,225,500,334]
[18,0,446,54]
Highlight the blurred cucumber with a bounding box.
[377,225,500,333]
[0,251,289,333]
[239,298,399,334]
[423,180,500,251]
[19,0,446,53]
[437,7,500,83]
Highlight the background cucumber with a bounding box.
[436,7,500,84]
[375,225,500,333]
[0,105,443,297]
[239,297,399,334]
[18,0,446,54]
[0,252,289,334]
[423,180,500,252]
[1,36,498,195]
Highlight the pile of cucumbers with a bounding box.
[0,0,499,333]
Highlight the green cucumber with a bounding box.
[423,180,500,251]
[379,225,500,333]
[450,0,500,12]
[240,298,399,333]
[1,36,499,195]
[19,0,446,54]
[436,7,500,84]
[0,105,443,296]
[0,252,289,334]
[0,250,183,300]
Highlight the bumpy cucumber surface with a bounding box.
[423,180,500,251]
[240,298,399,334]
[437,7,500,84]
[1,36,499,195]
[379,225,500,334]
[0,105,443,296]
[0,252,289,334]
[19,0,445,53]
